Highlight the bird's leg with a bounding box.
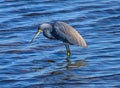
[64,43,71,57]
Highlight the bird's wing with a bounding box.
[54,21,87,48]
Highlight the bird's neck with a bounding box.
[43,30,55,39]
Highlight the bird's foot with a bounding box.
[67,51,71,58]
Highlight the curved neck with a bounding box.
[43,29,54,39]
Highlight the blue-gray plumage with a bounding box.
[31,21,87,57]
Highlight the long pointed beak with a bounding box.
[30,29,42,43]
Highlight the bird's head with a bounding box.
[30,23,52,43]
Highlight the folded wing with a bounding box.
[54,21,87,48]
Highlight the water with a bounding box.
[0,0,120,88]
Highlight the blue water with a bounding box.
[0,0,120,88]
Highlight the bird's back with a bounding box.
[52,21,87,48]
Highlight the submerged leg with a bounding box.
[64,43,71,57]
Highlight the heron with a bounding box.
[30,21,87,57]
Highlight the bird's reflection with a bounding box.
[32,56,87,72]
[65,56,87,70]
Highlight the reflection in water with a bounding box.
[28,57,87,87]
[65,57,87,70]
[32,57,86,73]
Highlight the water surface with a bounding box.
[0,0,120,88]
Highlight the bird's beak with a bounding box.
[30,29,42,43]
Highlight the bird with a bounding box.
[30,21,87,57]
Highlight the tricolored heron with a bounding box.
[31,21,87,57]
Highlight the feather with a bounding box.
[53,21,87,48]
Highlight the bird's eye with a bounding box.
[44,28,48,30]
[38,27,40,30]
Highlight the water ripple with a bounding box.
[0,0,120,88]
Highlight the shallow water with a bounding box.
[0,0,120,88]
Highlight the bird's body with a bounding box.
[31,21,87,57]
